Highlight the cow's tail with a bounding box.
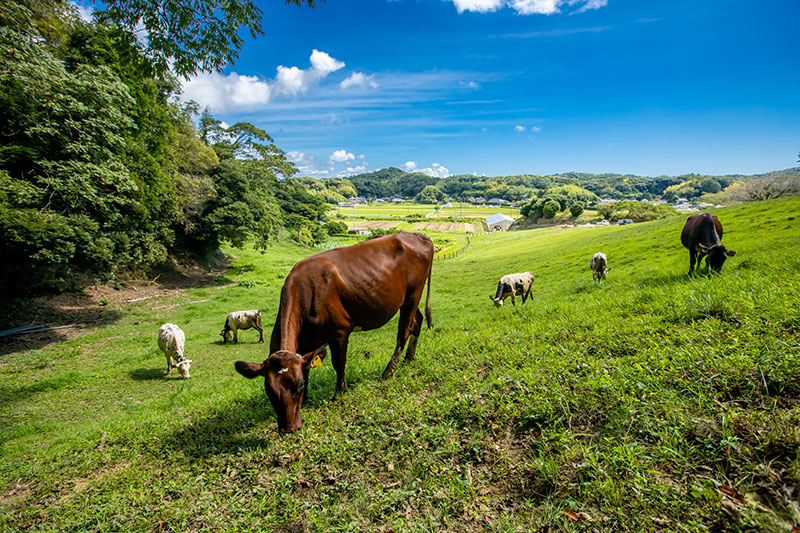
[424,261,433,329]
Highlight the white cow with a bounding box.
[590,252,610,281]
[490,272,535,308]
[220,310,264,344]
[158,323,191,378]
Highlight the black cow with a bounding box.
[680,213,737,274]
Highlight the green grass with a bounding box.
[1,198,800,531]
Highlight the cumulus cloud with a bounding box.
[341,72,379,90]
[182,73,271,113]
[346,164,368,174]
[514,125,525,132]
[420,163,450,178]
[451,0,504,13]
[403,161,418,171]
[531,125,542,132]
[450,0,606,14]
[275,49,345,98]
[181,49,344,112]
[330,150,356,163]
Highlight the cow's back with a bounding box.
[681,213,722,250]
[273,232,434,351]
[158,323,184,353]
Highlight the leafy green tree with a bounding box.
[570,203,584,217]
[325,220,347,235]
[94,0,317,75]
[415,185,446,204]
[542,199,559,219]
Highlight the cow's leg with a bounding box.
[233,329,238,343]
[166,354,172,376]
[510,292,516,306]
[255,324,264,343]
[688,249,697,275]
[383,303,415,380]
[330,333,350,396]
[404,309,424,363]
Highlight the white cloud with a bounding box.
[275,49,345,97]
[569,0,607,13]
[181,49,344,112]
[182,72,271,113]
[420,163,450,178]
[450,0,607,15]
[451,0,504,13]
[403,161,418,171]
[341,72,379,90]
[459,81,480,89]
[358,154,366,159]
[346,164,368,174]
[310,49,345,74]
[510,0,560,14]
[531,126,541,132]
[330,150,356,163]
[514,125,525,132]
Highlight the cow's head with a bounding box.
[235,347,326,433]
[489,296,504,308]
[700,243,737,273]
[176,359,192,378]
[219,327,230,342]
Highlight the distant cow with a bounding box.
[158,323,192,378]
[235,232,434,433]
[220,310,263,343]
[590,252,610,281]
[490,272,535,308]
[681,213,737,274]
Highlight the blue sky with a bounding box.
[178,0,800,178]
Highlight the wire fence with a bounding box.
[434,236,471,261]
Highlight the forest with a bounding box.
[0,0,326,295]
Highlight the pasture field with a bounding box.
[1,197,799,531]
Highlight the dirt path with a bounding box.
[0,259,231,356]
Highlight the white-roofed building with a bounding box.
[486,213,515,232]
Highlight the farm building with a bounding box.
[486,213,515,232]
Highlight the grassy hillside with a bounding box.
[1,197,799,531]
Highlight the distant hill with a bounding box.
[343,167,800,203]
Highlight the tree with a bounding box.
[569,203,584,217]
[542,199,559,219]
[94,0,317,76]
[414,185,446,204]
[325,220,347,235]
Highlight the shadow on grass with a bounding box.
[166,393,279,457]
[128,368,167,381]
[0,303,122,357]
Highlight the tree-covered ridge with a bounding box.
[342,167,800,203]
[0,1,328,294]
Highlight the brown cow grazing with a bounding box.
[681,213,737,275]
[235,232,434,433]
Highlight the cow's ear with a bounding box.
[726,249,737,256]
[302,347,327,370]
[235,361,265,379]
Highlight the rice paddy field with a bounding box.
[1,197,799,531]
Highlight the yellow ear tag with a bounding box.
[311,355,322,368]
